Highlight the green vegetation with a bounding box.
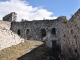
[63,19,68,23]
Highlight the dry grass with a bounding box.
[0,40,43,60]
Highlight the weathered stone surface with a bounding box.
[0,8,80,60]
[10,16,66,48]
[0,20,11,30]
[3,12,17,22]
[61,8,80,60]
[0,26,24,50]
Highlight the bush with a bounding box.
[63,19,68,23]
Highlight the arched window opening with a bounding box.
[26,29,30,34]
[41,28,46,37]
[52,28,56,35]
[71,30,73,34]
[17,29,20,35]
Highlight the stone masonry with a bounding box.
[0,20,11,30]
[3,12,17,22]
[10,16,66,48]
[0,8,80,60]
[61,8,80,59]
[0,26,24,50]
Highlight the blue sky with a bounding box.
[0,0,80,21]
[26,0,80,19]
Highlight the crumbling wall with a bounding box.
[0,26,24,50]
[11,17,66,48]
[3,12,17,22]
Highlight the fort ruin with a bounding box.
[0,8,80,60]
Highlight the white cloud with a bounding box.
[0,0,57,21]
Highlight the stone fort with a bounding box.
[1,8,80,59]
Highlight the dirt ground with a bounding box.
[0,40,43,60]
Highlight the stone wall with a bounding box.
[0,26,24,50]
[1,9,80,59]
[11,16,66,48]
[3,12,17,22]
[61,8,80,60]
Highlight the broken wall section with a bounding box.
[3,12,17,22]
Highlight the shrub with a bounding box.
[63,19,68,23]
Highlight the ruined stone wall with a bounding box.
[0,20,11,30]
[11,17,66,48]
[1,8,80,59]
[3,12,17,22]
[0,26,24,50]
[61,9,80,60]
